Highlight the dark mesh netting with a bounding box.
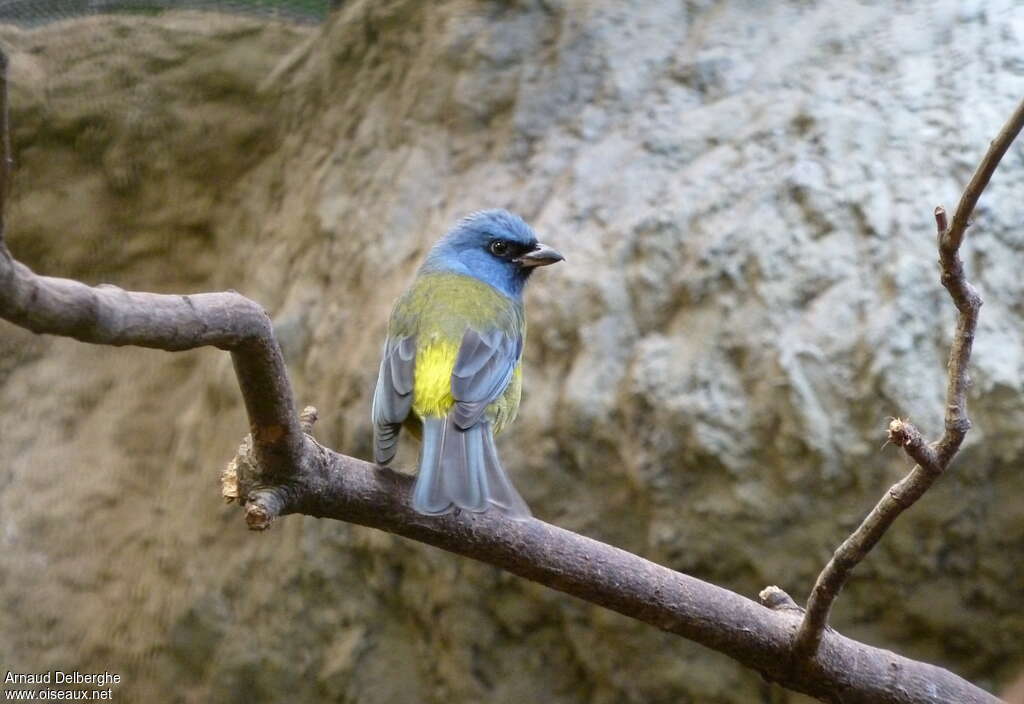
[0,0,331,26]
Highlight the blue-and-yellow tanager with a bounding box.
[372,210,563,518]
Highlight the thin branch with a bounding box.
[944,98,1024,254]
[935,205,984,464]
[791,98,1024,662]
[885,418,939,470]
[791,453,946,661]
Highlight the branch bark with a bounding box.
[0,252,306,478]
[791,98,1024,663]
[222,422,999,704]
[0,51,1009,704]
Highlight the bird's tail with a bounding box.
[412,416,531,519]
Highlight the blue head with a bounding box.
[421,209,563,300]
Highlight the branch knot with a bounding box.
[759,586,804,614]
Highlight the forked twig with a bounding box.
[791,98,1024,662]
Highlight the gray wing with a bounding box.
[450,328,522,429]
[371,335,416,464]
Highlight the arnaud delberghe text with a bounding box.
[5,672,121,686]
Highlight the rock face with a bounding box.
[2,2,1023,702]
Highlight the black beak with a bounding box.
[516,243,564,268]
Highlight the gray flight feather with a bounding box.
[450,328,519,428]
[371,335,416,465]
[412,416,529,519]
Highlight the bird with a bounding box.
[371,209,563,519]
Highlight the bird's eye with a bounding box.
[490,240,509,256]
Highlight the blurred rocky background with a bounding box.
[1,1,1023,702]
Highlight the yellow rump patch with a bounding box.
[412,340,459,417]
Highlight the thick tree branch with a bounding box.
[791,98,1023,662]
[0,250,305,478]
[0,50,1006,703]
[222,420,998,704]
